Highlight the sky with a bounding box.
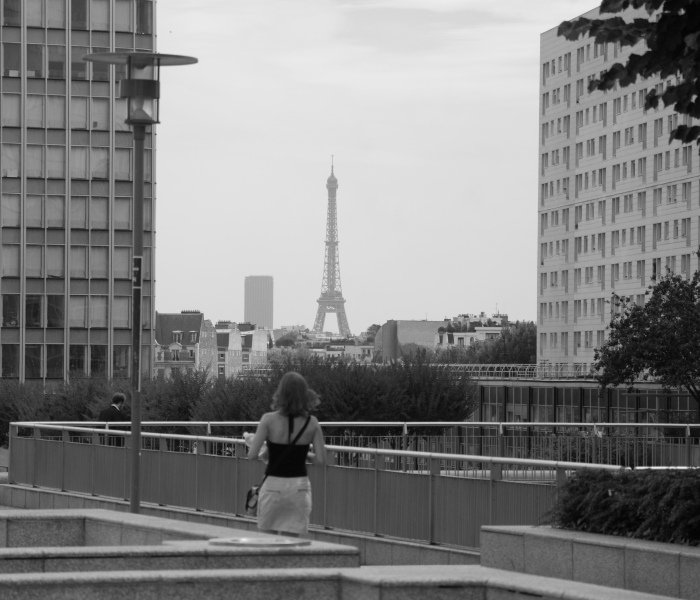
[153,0,597,334]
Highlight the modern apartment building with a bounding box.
[244,275,273,329]
[538,5,698,369]
[0,1,156,384]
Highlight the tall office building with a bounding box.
[538,6,698,369]
[244,275,273,329]
[0,1,156,384]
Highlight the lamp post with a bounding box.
[84,52,197,513]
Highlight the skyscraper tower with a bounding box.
[244,275,273,329]
[312,162,351,336]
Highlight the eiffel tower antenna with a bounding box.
[312,161,352,336]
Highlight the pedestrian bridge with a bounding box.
[8,420,686,550]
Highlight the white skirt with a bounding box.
[257,476,312,535]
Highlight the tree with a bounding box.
[558,0,700,144]
[594,254,700,405]
[433,321,537,364]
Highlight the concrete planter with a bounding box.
[481,525,700,599]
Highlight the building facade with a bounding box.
[0,0,156,384]
[244,275,273,330]
[154,311,217,378]
[538,6,699,369]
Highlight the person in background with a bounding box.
[247,372,326,537]
[98,393,129,447]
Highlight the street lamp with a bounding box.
[84,51,197,513]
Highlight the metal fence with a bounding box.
[9,421,631,549]
[239,363,600,380]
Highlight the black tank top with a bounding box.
[265,415,311,478]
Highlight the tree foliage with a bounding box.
[558,0,700,143]
[594,253,700,402]
[433,321,537,365]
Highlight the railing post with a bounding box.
[498,423,506,458]
[489,460,502,525]
[402,423,408,472]
[124,432,131,501]
[8,425,17,484]
[61,430,69,492]
[195,437,204,511]
[32,427,40,488]
[91,431,99,496]
[373,449,380,536]
[324,448,335,530]
[158,437,166,506]
[428,456,440,544]
[686,425,692,467]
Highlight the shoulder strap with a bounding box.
[290,415,311,446]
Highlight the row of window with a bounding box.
[0,343,135,379]
[540,254,693,295]
[0,195,152,230]
[0,245,152,279]
[1,95,132,132]
[1,293,152,329]
[540,183,697,231]
[2,0,152,34]
[0,145,150,181]
[538,330,607,356]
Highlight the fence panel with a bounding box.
[492,479,555,527]
[320,466,376,534]
[196,454,239,514]
[376,470,430,541]
[63,441,95,495]
[9,436,34,486]
[433,476,489,548]
[159,451,198,509]
[35,439,64,491]
[93,445,127,500]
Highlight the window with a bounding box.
[71,147,89,179]
[25,345,42,379]
[70,246,87,278]
[113,247,131,279]
[26,295,42,328]
[48,46,66,79]
[47,146,66,178]
[46,246,65,278]
[70,296,87,327]
[3,43,20,77]
[71,46,89,79]
[91,148,109,179]
[71,97,88,129]
[71,0,88,29]
[1,195,20,227]
[113,346,130,378]
[91,98,110,130]
[27,45,45,78]
[1,344,19,377]
[90,197,109,229]
[2,294,20,327]
[90,296,108,328]
[26,146,44,178]
[91,0,109,29]
[113,297,130,328]
[90,247,109,278]
[136,0,153,34]
[46,345,64,379]
[26,246,44,278]
[90,345,107,375]
[47,296,65,328]
[1,245,20,276]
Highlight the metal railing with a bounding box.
[29,420,700,468]
[240,363,599,380]
[9,421,631,549]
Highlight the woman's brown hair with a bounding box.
[271,372,320,417]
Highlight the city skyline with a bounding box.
[153,0,599,332]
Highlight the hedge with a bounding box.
[548,469,700,546]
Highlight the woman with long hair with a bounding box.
[247,371,326,536]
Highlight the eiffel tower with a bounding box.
[312,161,352,336]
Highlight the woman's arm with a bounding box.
[310,418,327,466]
[247,414,269,460]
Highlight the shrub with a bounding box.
[548,469,700,546]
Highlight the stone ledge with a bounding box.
[0,565,670,600]
[481,525,700,599]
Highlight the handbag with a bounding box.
[245,414,311,517]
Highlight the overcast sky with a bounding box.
[153,0,596,333]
